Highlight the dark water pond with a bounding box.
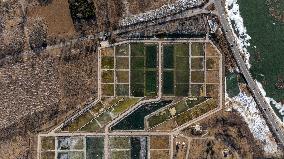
[111,100,172,130]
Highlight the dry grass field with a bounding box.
[182,110,265,158]
[127,0,176,14]
[0,39,98,158]
[27,0,76,39]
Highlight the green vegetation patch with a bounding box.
[102,70,114,83]
[41,136,55,150]
[148,109,171,128]
[101,97,123,110]
[147,100,189,128]
[191,57,204,70]
[111,151,131,159]
[116,84,129,96]
[116,71,129,83]
[163,71,174,95]
[175,84,189,97]
[146,45,158,68]
[176,99,217,126]
[89,102,105,116]
[110,137,131,149]
[163,45,174,69]
[62,112,94,132]
[111,98,140,115]
[175,101,189,114]
[175,70,189,84]
[176,56,189,70]
[131,57,144,69]
[102,97,123,108]
[80,119,101,132]
[102,84,114,96]
[102,56,114,69]
[191,43,204,56]
[174,43,189,56]
[146,71,157,96]
[191,71,204,83]
[96,112,112,126]
[131,43,144,56]
[116,57,129,69]
[86,137,104,159]
[116,44,129,56]
[130,69,144,83]
[186,97,208,109]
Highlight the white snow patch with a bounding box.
[225,0,251,68]
[225,0,284,121]
[231,92,279,154]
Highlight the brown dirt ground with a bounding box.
[152,118,178,131]
[92,0,109,32]
[188,138,240,159]
[27,0,76,39]
[0,0,25,58]
[210,29,237,72]
[191,71,205,83]
[0,39,98,159]
[150,150,170,159]
[0,135,30,159]
[150,135,170,149]
[182,110,266,158]
[128,0,176,15]
[205,43,219,56]
[116,71,129,83]
[206,70,219,83]
[206,57,219,70]
[191,57,204,70]
[107,0,126,30]
[101,47,114,56]
[206,84,219,99]
[173,136,189,159]
[267,0,284,22]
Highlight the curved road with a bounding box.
[214,0,284,147]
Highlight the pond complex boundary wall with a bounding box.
[37,38,224,159]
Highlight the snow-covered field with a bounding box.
[225,0,284,121]
[119,0,205,26]
[228,92,280,155]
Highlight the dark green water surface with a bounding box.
[111,100,172,130]
[238,0,284,102]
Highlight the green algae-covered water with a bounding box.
[237,0,284,103]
